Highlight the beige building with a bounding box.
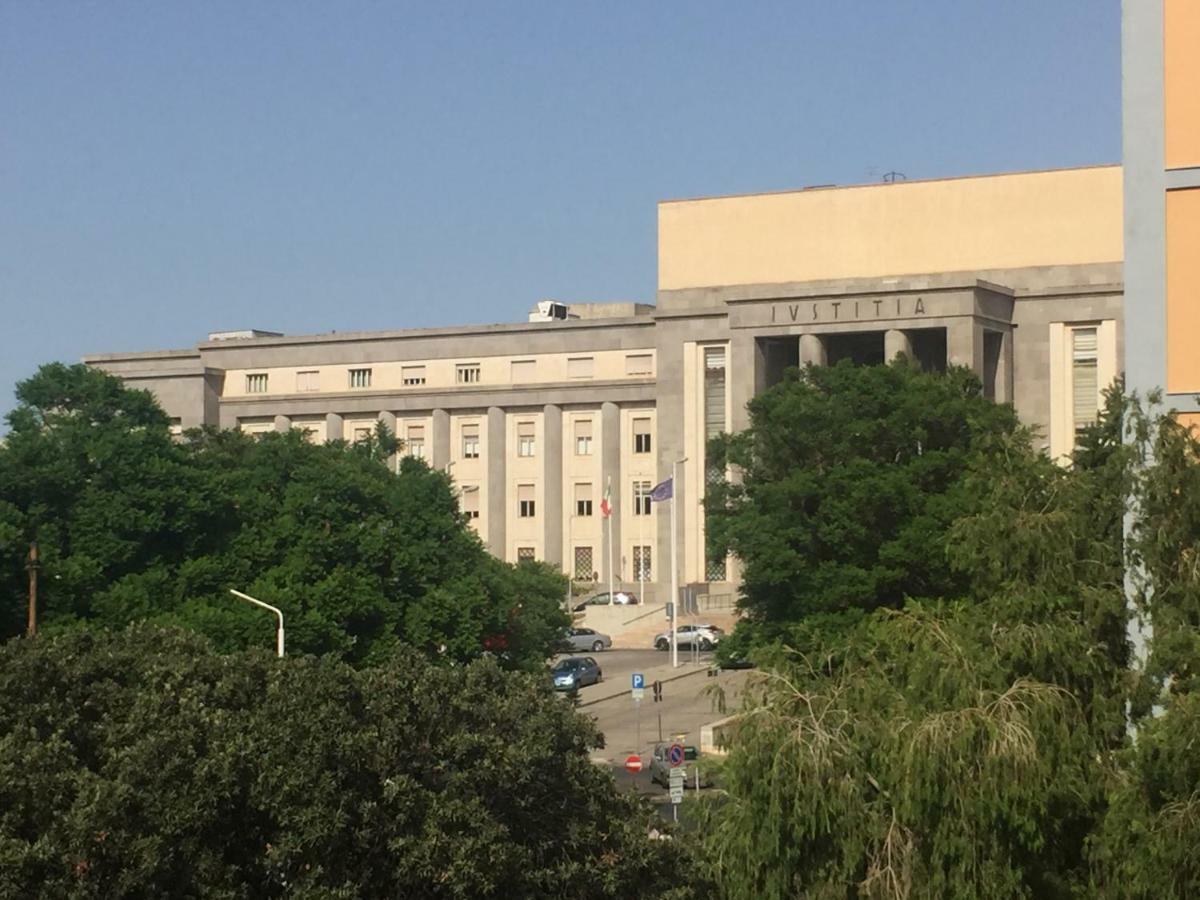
[86,165,1125,602]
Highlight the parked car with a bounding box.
[653,623,724,651]
[561,627,612,653]
[551,656,603,691]
[572,591,639,612]
[648,742,712,788]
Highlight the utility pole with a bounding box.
[26,542,39,637]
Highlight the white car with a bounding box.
[653,624,724,651]
[572,591,639,612]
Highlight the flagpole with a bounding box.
[671,457,687,669]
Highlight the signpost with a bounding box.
[624,754,643,774]
[669,768,685,818]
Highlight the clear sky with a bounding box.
[1,2,1120,422]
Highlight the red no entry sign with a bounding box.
[624,754,643,774]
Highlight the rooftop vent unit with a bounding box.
[528,301,574,323]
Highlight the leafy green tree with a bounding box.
[705,360,1019,651]
[0,626,697,898]
[0,364,568,668]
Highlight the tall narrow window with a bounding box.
[1072,327,1099,435]
[574,483,593,517]
[574,419,593,456]
[456,363,481,384]
[349,368,372,389]
[406,425,425,459]
[633,417,652,454]
[461,487,480,520]
[633,545,652,581]
[402,365,426,386]
[567,356,594,379]
[296,370,319,392]
[246,373,268,394]
[633,481,653,515]
[574,546,594,580]
[461,423,480,459]
[704,346,728,582]
[518,484,536,518]
[517,421,536,458]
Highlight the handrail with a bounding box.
[622,603,667,627]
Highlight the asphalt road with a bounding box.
[552,648,715,700]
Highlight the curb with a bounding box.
[576,664,713,709]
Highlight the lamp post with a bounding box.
[229,589,285,657]
[671,456,687,669]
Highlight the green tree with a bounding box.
[0,364,568,668]
[0,626,697,898]
[705,360,1019,652]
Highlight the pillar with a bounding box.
[601,401,622,584]
[273,414,290,432]
[543,404,563,569]
[486,406,507,558]
[885,329,913,361]
[799,333,827,366]
[377,411,397,472]
[325,412,344,442]
[431,408,450,470]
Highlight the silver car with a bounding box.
[551,656,603,691]
[563,627,612,653]
[653,623,724,651]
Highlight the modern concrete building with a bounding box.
[1123,0,1200,422]
[86,164,1125,601]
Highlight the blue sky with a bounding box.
[1,2,1120,422]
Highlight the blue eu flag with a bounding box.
[648,478,673,502]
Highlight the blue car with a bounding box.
[552,656,603,691]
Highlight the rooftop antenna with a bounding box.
[882,171,907,183]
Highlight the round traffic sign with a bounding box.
[668,743,686,767]
[624,754,643,774]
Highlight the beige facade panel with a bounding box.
[1165,0,1200,169]
[658,166,1123,291]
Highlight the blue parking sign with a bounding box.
[632,673,645,690]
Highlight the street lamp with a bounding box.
[229,589,285,658]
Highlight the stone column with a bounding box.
[377,411,397,472]
[799,333,827,366]
[885,329,913,361]
[486,406,507,558]
[542,404,563,569]
[273,414,290,433]
[431,408,450,470]
[325,412,344,443]
[600,401,622,585]
[948,320,984,373]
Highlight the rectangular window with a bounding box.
[633,545,652,581]
[518,484,536,518]
[353,426,373,443]
[704,346,728,490]
[461,423,480,459]
[517,421,536,458]
[574,419,593,456]
[296,370,319,393]
[406,425,425,459]
[706,555,728,583]
[517,547,536,563]
[461,487,480,520]
[246,373,268,394]
[456,363,481,384]
[401,365,426,386]
[625,353,653,376]
[567,356,594,379]
[633,417,652,454]
[349,368,372,389]
[511,359,536,382]
[168,417,183,438]
[1072,327,1099,434]
[574,483,593,517]
[574,546,594,581]
[633,481,653,515]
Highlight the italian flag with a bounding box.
[600,477,613,518]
